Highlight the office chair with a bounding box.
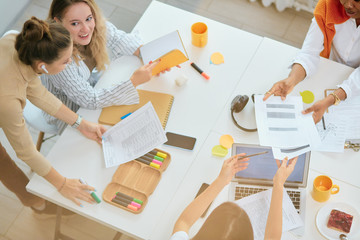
[2,30,58,151]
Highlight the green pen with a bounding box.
[80,178,101,203]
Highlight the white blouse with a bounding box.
[293,17,360,100]
[42,21,142,133]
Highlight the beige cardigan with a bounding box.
[0,34,62,176]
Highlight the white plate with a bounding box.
[316,202,360,240]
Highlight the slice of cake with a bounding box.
[327,209,353,233]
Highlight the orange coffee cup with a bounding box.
[312,175,339,202]
[191,22,208,47]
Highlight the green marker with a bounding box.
[80,178,101,203]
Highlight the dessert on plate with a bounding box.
[327,209,353,233]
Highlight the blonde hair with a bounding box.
[192,202,254,240]
[15,17,71,65]
[48,0,109,71]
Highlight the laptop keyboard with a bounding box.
[235,186,301,214]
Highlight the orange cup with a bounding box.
[191,22,208,47]
[312,175,339,202]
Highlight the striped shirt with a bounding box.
[42,21,142,134]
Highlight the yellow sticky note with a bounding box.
[212,145,228,157]
[219,134,234,149]
[300,90,315,104]
[210,52,224,65]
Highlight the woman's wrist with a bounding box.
[58,177,67,192]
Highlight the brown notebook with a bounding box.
[98,89,174,128]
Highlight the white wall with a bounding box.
[0,0,31,36]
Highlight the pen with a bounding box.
[120,112,132,120]
[141,155,163,165]
[111,197,138,211]
[116,192,143,205]
[190,62,210,80]
[238,151,268,159]
[149,150,167,159]
[322,116,326,130]
[113,195,141,209]
[145,153,164,162]
[79,178,101,203]
[135,158,160,169]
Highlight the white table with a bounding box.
[27,1,263,239]
[171,37,359,239]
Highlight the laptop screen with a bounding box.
[233,144,309,186]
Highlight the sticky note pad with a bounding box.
[219,134,234,149]
[212,145,228,157]
[210,52,224,65]
[300,90,314,104]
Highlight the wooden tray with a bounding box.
[102,149,171,213]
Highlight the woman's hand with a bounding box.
[273,157,297,187]
[263,63,306,101]
[58,178,95,206]
[77,119,106,144]
[130,61,160,87]
[217,153,249,186]
[263,77,297,101]
[302,96,334,123]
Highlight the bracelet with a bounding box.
[329,92,341,105]
[58,177,67,192]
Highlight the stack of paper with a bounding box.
[254,95,321,159]
[235,189,303,240]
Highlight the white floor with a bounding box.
[0,0,313,239]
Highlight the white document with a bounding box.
[328,96,360,140]
[272,144,311,160]
[313,113,347,152]
[255,95,321,149]
[102,102,167,168]
[235,189,303,240]
[140,30,187,63]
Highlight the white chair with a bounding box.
[23,100,58,151]
[3,30,59,151]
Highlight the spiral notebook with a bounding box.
[98,89,174,129]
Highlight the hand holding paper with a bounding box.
[130,61,160,87]
[140,31,188,75]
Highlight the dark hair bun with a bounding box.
[21,16,51,42]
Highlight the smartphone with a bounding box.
[195,183,211,218]
[164,132,196,150]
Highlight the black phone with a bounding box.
[195,183,211,217]
[164,132,196,150]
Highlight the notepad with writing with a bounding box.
[140,30,188,75]
[98,89,174,129]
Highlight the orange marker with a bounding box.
[190,62,210,80]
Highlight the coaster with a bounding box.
[212,145,228,157]
[219,134,234,149]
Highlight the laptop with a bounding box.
[228,143,310,233]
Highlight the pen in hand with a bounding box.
[238,151,268,159]
[79,178,101,203]
[322,116,326,130]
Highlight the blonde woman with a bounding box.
[0,17,106,215]
[42,0,160,134]
[171,155,297,240]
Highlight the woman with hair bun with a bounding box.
[0,17,107,216]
